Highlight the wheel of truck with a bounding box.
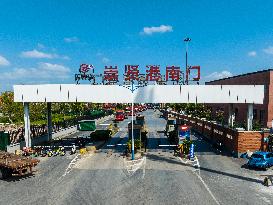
[0,168,12,179]
[0,168,3,179]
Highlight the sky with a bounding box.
[1,0,273,92]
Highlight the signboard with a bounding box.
[178,125,190,144]
[74,64,201,85]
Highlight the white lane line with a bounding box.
[178,156,220,205]
[158,144,177,147]
[107,144,127,147]
[192,171,220,205]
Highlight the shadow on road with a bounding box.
[148,152,262,184]
[2,173,36,182]
[147,153,183,166]
[199,166,263,184]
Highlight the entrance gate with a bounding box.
[14,84,264,158]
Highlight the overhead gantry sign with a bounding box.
[14,84,264,147]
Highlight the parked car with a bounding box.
[247,151,273,170]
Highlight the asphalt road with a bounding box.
[0,110,273,205]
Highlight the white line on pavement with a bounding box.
[158,144,177,147]
[178,156,220,205]
[106,144,127,147]
[192,171,220,205]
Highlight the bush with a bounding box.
[127,139,144,152]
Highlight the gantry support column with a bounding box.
[247,104,254,131]
[47,102,53,141]
[228,104,235,128]
[24,102,31,147]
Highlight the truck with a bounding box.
[115,110,125,121]
[0,151,40,179]
[78,120,96,131]
[128,115,148,140]
[165,117,176,136]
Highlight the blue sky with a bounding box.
[1,0,273,91]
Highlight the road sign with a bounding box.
[178,125,190,144]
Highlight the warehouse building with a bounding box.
[206,69,273,128]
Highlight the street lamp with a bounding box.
[184,37,191,85]
[121,79,146,160]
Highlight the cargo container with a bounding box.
[78,120,96,131]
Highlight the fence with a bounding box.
[167,111,269,157]
[0,109,113,145]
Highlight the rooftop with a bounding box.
[205,69,273,84]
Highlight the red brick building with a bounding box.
[206,69,273,128]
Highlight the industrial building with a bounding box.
[206,69,273,128]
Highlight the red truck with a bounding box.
[115,110,125,121]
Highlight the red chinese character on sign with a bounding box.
[146,65,161,81]
[124,65,139,81]
[166,66,180,81]
[103,66,119,84]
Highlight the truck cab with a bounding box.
[115,110,125,121]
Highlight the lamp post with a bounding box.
[131,80,135,160]
[184,37,191,84]
[122,80,140,160]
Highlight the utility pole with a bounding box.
[184,37,191,85]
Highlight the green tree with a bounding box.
[0,91,23,124]
[30,103,47,122]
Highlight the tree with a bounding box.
[30,103,47,122]
[0,91,23,124]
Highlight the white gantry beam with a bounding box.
[14,84,264,104]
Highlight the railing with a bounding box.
[163,110,269,156]
[1,110,113,144]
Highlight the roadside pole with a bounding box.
[139,129,141,154]
[131,81,135,160]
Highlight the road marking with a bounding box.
[62,154,80,177]
[158,144,177,147]
[192,171,220,205]
[178,156,219,204]
[107,144,127,147]
[124,157,146,177]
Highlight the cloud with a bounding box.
[96,52,110,63]
[96,52,103,57]
[0,55,10,66]
[64,37,79,43]
[20,49,54,59]
[102,57,110,63]
[20,49,70,60]
[141,25,173,35]
[0,62,71,80]
[205,70,233,81]
[248,51,257,57]
[61,55,70,60]
[263,46,273,55]
[37,43,45,49]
